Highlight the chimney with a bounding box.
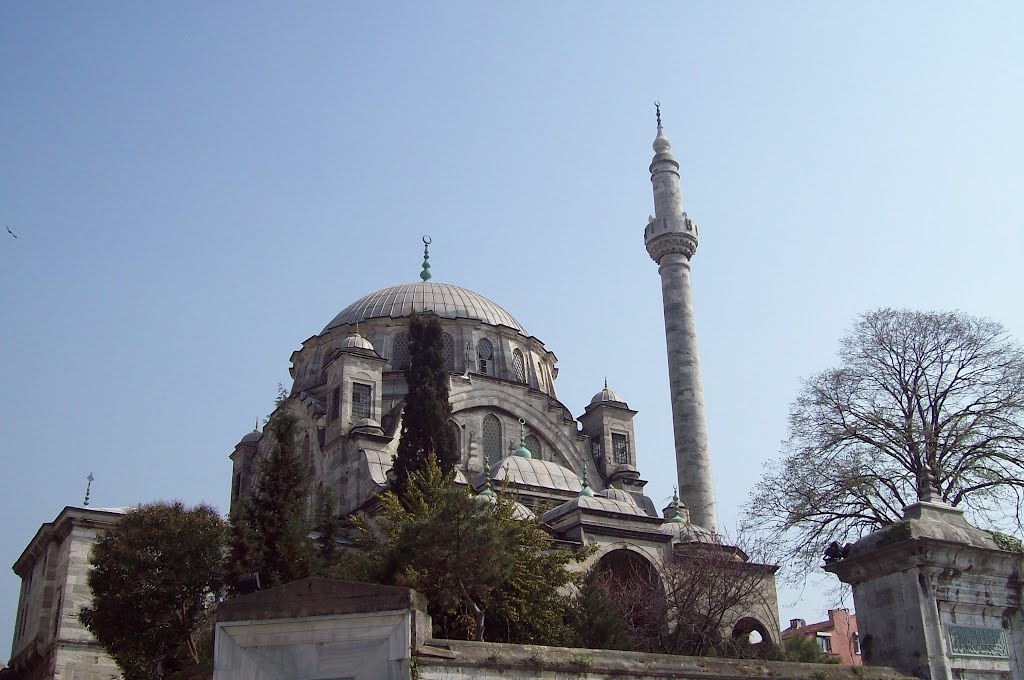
[789,618,806,629]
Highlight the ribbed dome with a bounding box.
[488,456,582,493]
[590,382,624,405]
[342,332,375,350]
[324,282,525,334]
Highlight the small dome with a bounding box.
[472,492,536,520]
[343,332,374,351]
[544,494,651,524]
[240,429,262,444]
[350,418,384,435]
[590,380,624,405]
[598,488,638,506]
[488,456,582,494]
[660,519,717,544]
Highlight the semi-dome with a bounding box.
[323,282,525,334]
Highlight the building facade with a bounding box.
[228,116,781,645]
[5,506,124,680]
[782,610,862,666]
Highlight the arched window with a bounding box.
[477,338,494,376]
[482,414,502,464]
[442,333,456,372]
[391,333,410,370]
[524,434,541,459]
[512,349,526,383]
[448,420,462,460]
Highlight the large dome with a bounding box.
[323,282,525,334]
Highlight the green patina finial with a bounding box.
[580,456,594,496]
[420,235,432,281]
[668,486,684,522]
[514,418,532,458]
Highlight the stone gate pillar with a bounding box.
[825,501,1022,680]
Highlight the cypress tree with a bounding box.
[393,313,459,500]
[225,411,317,590]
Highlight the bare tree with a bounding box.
[745,308,1024,575]
[583,542,778,658]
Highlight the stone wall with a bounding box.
[214,579,910,680]
[416,639,909,680]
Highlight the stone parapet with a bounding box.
[416,638,910,680]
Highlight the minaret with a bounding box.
[644,105,718,533]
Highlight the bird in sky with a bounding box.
[6,225,16,238]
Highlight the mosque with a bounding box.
[227,112,781,644]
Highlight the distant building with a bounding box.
[4,506,124,680]
[782,609,862,666]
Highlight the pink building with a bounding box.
[781,609,862,666]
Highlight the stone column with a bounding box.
[644,115,717,534]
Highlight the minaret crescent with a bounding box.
[643,109,718,533]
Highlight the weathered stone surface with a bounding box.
[416,639,912,680]
[827,502,1023,680]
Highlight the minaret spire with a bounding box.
[643,105,718,534]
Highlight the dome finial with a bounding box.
[667,487,684,522]
[254,418,259,432]
[653,102,672,154]
[354,321,362,337]
[604,376,608,389]
[514,418,532,458]
[420,235,432,281]
[579,454,594,496]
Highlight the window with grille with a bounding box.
[512,349,526,383]
[352,383,371,420]
[442,333,455,372]
[852,634,860,655]
[391,333,410,370]
[478,338,494,376]
[612,433,629,464]
[330,387,341,422]
[483,414,502,463]
[525,434,541,459]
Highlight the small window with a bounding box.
[852,633,860,655]
[525,434,542,459]
[442,333,456,372]
[482,414,502,463]
[512,349,526,383]
[591,438,602,459]
[816,634,832,653]
[612,433,629,464]
[478,338,494,376]
[391,333,410,370]
[352,383,371,420]
[330,387,341,422]
[232,473,241,501]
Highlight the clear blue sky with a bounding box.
[1,2,1021,655]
